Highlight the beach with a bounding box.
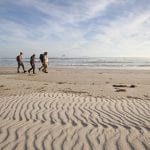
[0,67,150,150]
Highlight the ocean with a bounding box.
[0,57,150,70]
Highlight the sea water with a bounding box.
[0,57,150,70]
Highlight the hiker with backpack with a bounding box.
[16,52,27,73]
[39,52,48,73]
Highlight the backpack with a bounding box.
[16,55,20,62]
[39,54,44,62]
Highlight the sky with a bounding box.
[0,0,150,58]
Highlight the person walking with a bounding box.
[42,52,48,73]
[28,54,36,74]
[38,53,44,71]
[16,52,27,73]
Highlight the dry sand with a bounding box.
[0,67,150,150]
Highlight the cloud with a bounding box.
[15,0,118,23]
[0,0,150,57]
[90,10,150,56]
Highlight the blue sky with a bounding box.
[0,0,150,57]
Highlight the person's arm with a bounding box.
[32,57,35,65]
[45,55,48,63]
[43,55,46,63]
[19,55,22,62]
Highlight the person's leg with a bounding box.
[21,62,26,73]
[39,66,41,71]
[45,63,48,73]
[39,66,42,71]
[17,62,20,73]
[39,62,44,71]
[28,67,32,73]
[39,65,41,71]
[42,63,46,72]
[28,62,33,73]
[33,64,35,74]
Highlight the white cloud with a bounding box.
[84,10,150,57]
[0,0,150,57]
[15,0,118,24]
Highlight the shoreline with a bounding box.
[1,65,150,71]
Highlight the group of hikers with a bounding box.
[16,52,48,74]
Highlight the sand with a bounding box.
[0,67,150,150]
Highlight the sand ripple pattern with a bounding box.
[0,93,150,150]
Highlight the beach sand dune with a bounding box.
[0,68,150,150]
